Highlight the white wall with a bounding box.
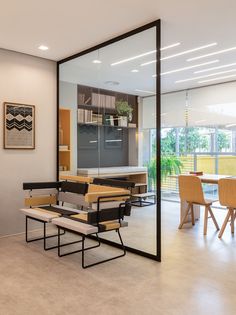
[59,81,78,174]
[0,49,56,236]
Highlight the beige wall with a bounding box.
[0,49,56,236]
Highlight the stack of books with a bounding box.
[92,113,103,125]
[92,93,116,109]
[78,109,93,123]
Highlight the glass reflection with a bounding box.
[59,26,158,256]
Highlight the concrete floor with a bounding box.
[0,201,236,315]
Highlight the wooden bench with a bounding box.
[52,194,131,268]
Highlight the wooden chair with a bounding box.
[218,178,236,238]
[178,175,219,235]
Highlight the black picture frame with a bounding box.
[3,102,35,149]
[57,20,161,262]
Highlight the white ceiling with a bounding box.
[1,0,236,93]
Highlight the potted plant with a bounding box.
[146,155,183,191]
[115,100,133,122]
[161,154,183,181]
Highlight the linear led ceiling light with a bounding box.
[141,60,156,66]
[187,46,236,62]
[161,60,219,75]
[194,62,236,74]
[161,42,217,61]
[226,123,236,128]
[142,43,217,66]
[198,74,236,84]
[160,42,180,51]
[111,50,156,66]
[112,42,181,66]
[175,69,236,83]
[135,89,156,94]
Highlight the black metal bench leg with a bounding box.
[25,216,66,250]
[57,229,101,258]
[82,229,126,269]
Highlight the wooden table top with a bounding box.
[170,174,232,184]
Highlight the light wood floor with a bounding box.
[0,201,236,315]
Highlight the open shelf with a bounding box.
[78,104,117,115]
[78,122,136,129]
[59,108,71,171]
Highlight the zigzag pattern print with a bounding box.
[6,106,33,131]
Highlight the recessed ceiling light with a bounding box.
[175,68,236,83]
[93,59,102,64]
[194,62,236,74]
[135,89,155,94]
[111,50,156,66]
[161,43,217,61]
[187,46,236,62]
[131,69,139,73]
[198,74,236,84]
[160,43,181,51]
[38,45,49,51]
[161,60,219,75]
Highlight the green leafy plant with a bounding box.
[161,154,183,182]
[146,155,183,191]
[115,100,133,116]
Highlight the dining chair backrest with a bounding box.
[218,178,236,208]
[178,175,205,204]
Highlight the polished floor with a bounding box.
[0,201,236,315]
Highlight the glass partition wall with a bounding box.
[57,21,161,260]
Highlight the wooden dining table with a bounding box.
[171,174,232,223]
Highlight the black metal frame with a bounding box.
[131,194,156,207]
[56,194,128,268]
[57,20,161,262]
[57,227,126,269]
[25,216,81,251]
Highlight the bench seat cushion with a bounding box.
[20,208,61,222]
[52,217,98,235]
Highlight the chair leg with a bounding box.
[218,209,231,238]
[208,207,220,230]
[191,205,195,226]
[178,204,191,229]
[203,206,209,235]
[82,229,126,269]
[231,210,234,234]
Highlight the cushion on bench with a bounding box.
[20,208,61,222]
[52,217,98,235]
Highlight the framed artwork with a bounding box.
[3,102,35,149]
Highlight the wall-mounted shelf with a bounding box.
[59,108,71,172]
[78,104,117,115]
[77,84,138,168]
[78,122,136,129]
